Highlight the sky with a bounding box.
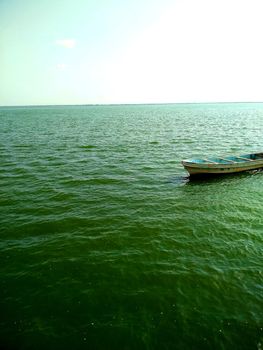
[1,0,263,106]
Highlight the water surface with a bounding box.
[0,103,262,349]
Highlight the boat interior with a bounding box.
[189,153,263,164]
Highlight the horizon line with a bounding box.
[1,101,263,108]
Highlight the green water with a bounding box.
[0,103,262,349]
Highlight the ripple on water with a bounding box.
[1,104,263,350]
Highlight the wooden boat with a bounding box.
[182,152,263,177]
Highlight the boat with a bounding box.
[182,152,263,177]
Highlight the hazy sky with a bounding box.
[1,0,263,106]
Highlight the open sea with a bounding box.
[0,103,262,350]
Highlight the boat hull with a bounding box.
[182,159,263,176]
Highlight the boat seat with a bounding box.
[236,156,253,162]
[219,158,235,163]
[203,158,218,164]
